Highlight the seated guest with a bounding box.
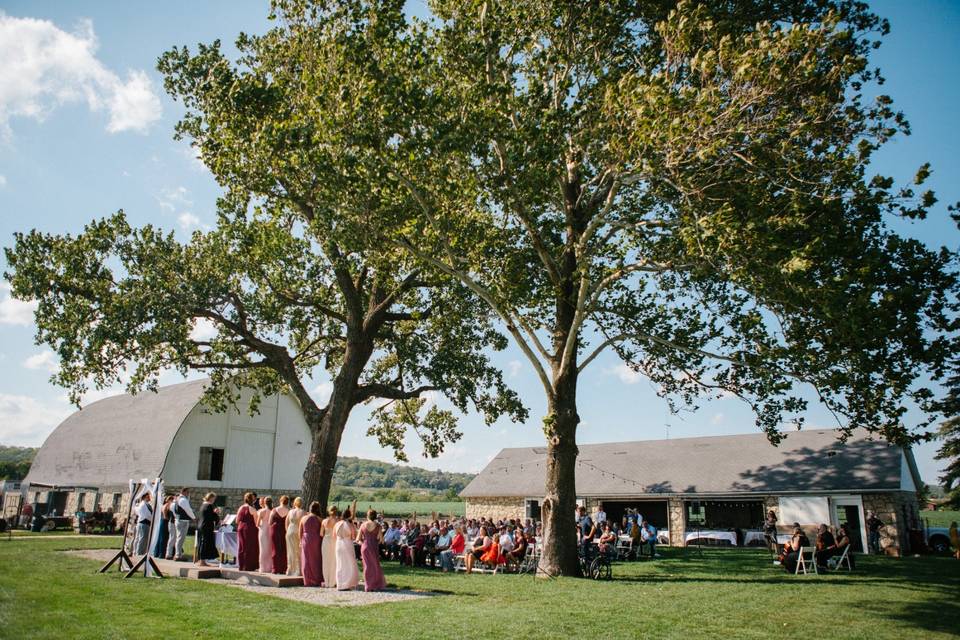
[598,523,617,556]
[465,526,492,574]
[830,524,856,569]
[382,521,401,560]
[430,526,452,568]
[505,529,528,570]
[781,525,810,573]
[814,523,836,571]
[440,526,466,572]
[479,537,502,568]
[498,526,515,556]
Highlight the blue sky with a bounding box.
[0,1,957,484]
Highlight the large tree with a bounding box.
[935,359,960,508]
[381,0,958,575]
[4,0,524,508]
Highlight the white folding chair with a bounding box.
[829,545,852,571]
[795,546,818,575]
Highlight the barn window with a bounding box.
[197,447,225,481]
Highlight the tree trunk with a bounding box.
[299,335,374,509]
[537,368,581,577]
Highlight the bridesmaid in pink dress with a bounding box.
[236,492,259,571]
[357,509,386,592]
[270,496,289,574]
[299,501,323,587]
[257,497,274,573]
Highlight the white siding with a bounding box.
[162,405,229,487]
[900,453,917,492]
[162,391,310,491]
[272,394,311,490]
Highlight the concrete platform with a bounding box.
[149,556,303,586]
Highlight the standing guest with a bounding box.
[257,497,274,573]
[134,493,153,555]
[763,510,779,552]
[335,509,359,590]
[440,526,466,572]
[948,521,959,560]
[172,488,196,561]
[865,511,884,555]
[19,502,33,529]
[595,505,607,524]
[285,497,305,576]
[236,493,259,571]
[577,506,595,559]
[299,501,323,586]
[321,506,339,588]
[357,509,386,591]
[196,493,220,567]
[270,496,290,574]
[153,495,174,558]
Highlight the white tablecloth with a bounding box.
[743,530,769,546]
[684,530,737,546]
[216,530,238,557]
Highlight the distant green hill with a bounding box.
[0,446,37,480]
[330,456,475,501]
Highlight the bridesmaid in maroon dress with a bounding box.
[358,509,386,591]
[236,492,259,571]
[299,501,323,586]
[270,495,289,574]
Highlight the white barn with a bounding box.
[5,379,311,521]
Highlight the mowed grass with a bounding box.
[1,537,957,640]
[328,500,464,518]
[922,509,959,527]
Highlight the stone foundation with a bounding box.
[465,497,525,522]
[862,491,919,556]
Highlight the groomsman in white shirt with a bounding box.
[172,488,195,561]
[134,493,153,555]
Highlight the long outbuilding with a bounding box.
[461,429,923,556]
[3,379,311,522]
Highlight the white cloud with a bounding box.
[507,359,522,378]
[710,412,725,425]
[312,381,334,405]
[181,145,209,173]
[23,350,57,373]
[0,174,6,188]
[608,362,642,385]
[189,317,218,342]
[177,212,201,230]
[156,186,191,212]
[0,13,162,137]
[0,393,71,446]
[0,282,37,326]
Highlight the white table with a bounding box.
[684,530,738,546]
[216,530,238,559]
[743,530,769,546]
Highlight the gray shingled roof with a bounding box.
[460,429,916,498]
[24,379,208,488]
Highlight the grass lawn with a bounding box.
[328,500,464,518]
[922,509,959,528]
[1,536,957,640]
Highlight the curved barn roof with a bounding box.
[24,379,208,488]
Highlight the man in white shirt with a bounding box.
[172,488,195,561]
[498,526,514,554]
[134,493,153,555]
[596,506,607,524]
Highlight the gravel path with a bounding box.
[66,549,435,608]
